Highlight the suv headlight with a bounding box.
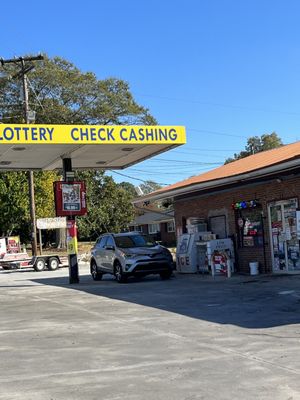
[119,251,135,259]
[161,249,173,260]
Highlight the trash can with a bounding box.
[249,262,259,275]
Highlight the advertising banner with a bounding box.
[6,236,21,253]
[54,181,87,216]
[67,220,78,255]
[0,125,186,145]
[37,217,67,230]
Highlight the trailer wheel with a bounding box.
[34,258,46,272]
[48,257,59,271]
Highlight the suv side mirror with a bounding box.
[105,245,115,251]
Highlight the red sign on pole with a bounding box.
[54,181,87,216]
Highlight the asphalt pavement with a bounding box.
[1,265,300,399]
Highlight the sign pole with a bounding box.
[39,229,43,255]
[63,158,79,284]
[21,60,38,257]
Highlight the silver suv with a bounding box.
[90,232,174,283]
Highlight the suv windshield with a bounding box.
[114,234,156,248]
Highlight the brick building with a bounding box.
[135,142,300,274]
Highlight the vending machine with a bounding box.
[176,232,215,273]
[176,234,234,275]
[205,238,235,276]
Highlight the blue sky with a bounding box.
[2,0,300,187]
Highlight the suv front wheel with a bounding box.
[160,270,172,280]
[91,261,103,281]
[114,262,127,283]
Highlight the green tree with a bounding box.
[34,171,60,218]
[1,55,156,125]
[118,181,137,198]
[75,171,135,240]
[0,171,59,240]
[0,172,29,237]
[225,132,283,164]
[0,55,156,239]
[139,180,162,195]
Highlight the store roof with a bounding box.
[136,141,300,202]
[130,209,174,226]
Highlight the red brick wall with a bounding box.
[160,223,176,247]
[174,176,300,274]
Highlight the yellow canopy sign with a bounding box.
[0,124,186,145]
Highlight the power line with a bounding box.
[134,92,300,117]
[27,78,44,110]
[187,127,247,139]
[110,170,170,185]
[127,169,211,176]
[167,151,230,159]
[147,158,223,165]
[128,165,215,172]
[172,147,241,152]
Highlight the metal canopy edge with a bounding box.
[0,125,186,171]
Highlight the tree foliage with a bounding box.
[0,55,156,126]
[225,132,283,164]
[0,55,156,240]
[75,171,135,240]
[118,181,137,198]
[139,180,162,195]
[0,171,59,239]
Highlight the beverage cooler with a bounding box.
[176,232,215,273]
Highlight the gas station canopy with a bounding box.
[0,124,186,170]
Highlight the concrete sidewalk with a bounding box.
[0,265,300,399]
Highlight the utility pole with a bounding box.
[0,55,44,256]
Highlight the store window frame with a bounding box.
[267,197,299,272]
[235,206,264,249]
[167,220,175,233]
[148,223,160,234]
[208,215,227,239]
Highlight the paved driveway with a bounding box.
[1,265,300,399]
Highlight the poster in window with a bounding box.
[243,236,254,247]
[296,210,300,240]
[237,208,263,248]
[62,183,81,211]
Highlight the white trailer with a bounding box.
[0,236,68,271]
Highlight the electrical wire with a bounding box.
[110,170,170,185]
[129,166,214,173]
[146,158,223,165]
[187,127,247,139]
[172,147,241,152]
[134,92,300,117]
[125,170,210,176]
[27,78,44,110]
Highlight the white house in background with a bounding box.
[129,205,176,247]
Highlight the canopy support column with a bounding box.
[63,158,79,284]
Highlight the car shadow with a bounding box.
[30,272,300,329]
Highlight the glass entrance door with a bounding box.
[268,198,300,272]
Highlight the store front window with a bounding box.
[236,208,264,248]
[167,220,175,232]
[268,198,300,272]
[209,215,227,239]
[148,223,160,234]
